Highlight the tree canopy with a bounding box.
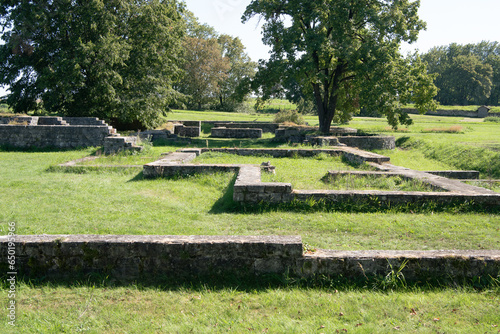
[243,0,437,133]
[176,14,256,111]
[422,41,500,106]
[0,0,185,128]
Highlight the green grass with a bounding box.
[1,109,500,333]
[193,152,440,192]
[1,149,499,250]
[1,283,498,334]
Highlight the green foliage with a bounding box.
[0,0,185,128]
[422,41,500,106]
[177,36,230,110]
[176,14,256,112]
[273,109,305,125]
[243,0,437,133]
[484,116,500,122]
[216,34,257,111]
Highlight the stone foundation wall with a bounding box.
[211,127,262,139]
[103,136,143,155]
[0,124,112,149]
[1,235,498,283]
[402,106,496,118]
[337,136,396,150]
[62,117,111,126]
[175,125,200,137]
[209,122,279,133]
[0,116,117,149]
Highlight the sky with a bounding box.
[184,0,500,60]
[2,0,500,97]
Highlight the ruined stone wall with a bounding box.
[337,136,396,150]
[211,127,262,139]
[1,235,498,283]
[0,116,116,149]
[402,107,499,118]
[208,122,279,133]
[0,124,112,149]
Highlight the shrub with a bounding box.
[484,116,500,123]
[273,109,305,125]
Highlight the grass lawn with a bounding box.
[2,283,498,334]
[1,110,499,333]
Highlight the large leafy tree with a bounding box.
[217,34,256,110]
[243,0,437,133]
[0,0,185,128]
[177,36,230,110]
[177,14,255,111]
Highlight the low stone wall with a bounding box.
[173,121,201,137]
[402,106,495,118]
[176,126,200,137]
[103,136,143,155]
[211,127,262,139]
[208,122,279,133]
[274,126,358,143]
[62,117,111,126]
[337,136,396,150]
[306,136,341,146]
[0,124,112,149]
[426,170,480,180]
[0,116,38,125]
[233,165,293,203]
[2,235,498,283]
[143,148,499,207]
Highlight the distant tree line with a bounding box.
[421,41,500,106]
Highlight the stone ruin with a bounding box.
[0,116,116,149]
[3,123,498,283]
[143,147,499,208]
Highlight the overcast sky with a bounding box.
[2,0,500,97]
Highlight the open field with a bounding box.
[1,110,499,332]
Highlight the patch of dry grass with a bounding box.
[421,126,464,133]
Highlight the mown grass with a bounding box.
[194,152,437,192]
[1,282,498,334]
[1,149,499,250]
[1,110,499,333]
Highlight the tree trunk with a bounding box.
[313,84,336,134]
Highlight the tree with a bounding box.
[0,0,185,129]
[177,36,230,110]
[423,42,499,106]
[177,14,255,111]
[243,0,437,133]
[217,34,256,110]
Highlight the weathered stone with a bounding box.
[337,136,396,150]
[1,235,498,283]
[211,127,262,139]
[0,117,117,149]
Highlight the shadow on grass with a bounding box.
[6,270,499,293]
[209,180,500,214]
[208,173,240,214]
